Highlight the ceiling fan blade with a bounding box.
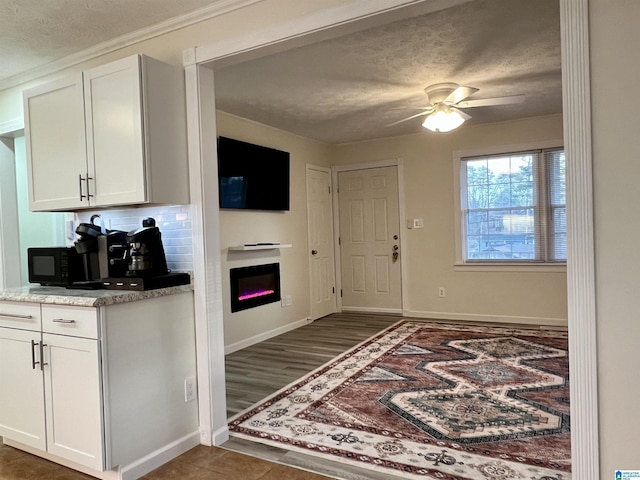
[457,94,525,108]
[444,85,479,105]
[386,109,433,127]
[452,107,472,120]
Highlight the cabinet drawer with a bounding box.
[0,301,41,331]
[42,305,99,339]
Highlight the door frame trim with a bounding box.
[184,1,598,475]
[306,164,338,320]
[331,159,407,313]
[0,123,24,290]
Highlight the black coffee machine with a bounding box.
[124,217,169,277]
[73,215,128,289]
[102,217,189,291]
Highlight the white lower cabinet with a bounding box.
[43,332,103,470]
[0,326,46,450]
[0,302,104,471]
[0,292,198,479]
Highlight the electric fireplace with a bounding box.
[230,263,281,312]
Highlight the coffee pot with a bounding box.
[124,217,169,277]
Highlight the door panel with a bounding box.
[338,166,401,311]
[0,328,46,450]
[307,167,337,320]
[43,333,104,471]
[24,74,87,211]
[84,55,145,207]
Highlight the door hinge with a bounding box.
[340,289,343,297]
[338,236,341,245]
[328,186,331,194]
[332,286,335,294]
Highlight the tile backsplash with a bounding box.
[76,205,193,272]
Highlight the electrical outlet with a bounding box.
[184,377,196,402]
[285,295,292,306]
[438,287,446,298]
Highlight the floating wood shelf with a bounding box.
[229,244,292,251]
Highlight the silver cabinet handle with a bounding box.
[52,318,76,324]
[31,340,40,370]
[86,172,94,199]
[40,343,48,371]
[79,174,87,201]
[0,312,33,320]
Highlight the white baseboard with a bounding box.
[212,424,230,446]
[224,317,311,354]
[404,309,568,328]
[120,431,201,480]
[341,306,403,314]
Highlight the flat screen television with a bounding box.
[217,136,290,211]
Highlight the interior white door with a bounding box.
[338,166,402,312]
[307,166,337,319]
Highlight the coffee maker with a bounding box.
[72,215,128,288]
[102,217,190,291]
[124,217,168,277]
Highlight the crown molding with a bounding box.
[0,118,24,137]
[0,0,265,92]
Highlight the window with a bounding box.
[458,147,565,264]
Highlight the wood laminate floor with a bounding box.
[225,312,401,418]
[0,313,403,480]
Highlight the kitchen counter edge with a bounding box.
[0,284,194,307]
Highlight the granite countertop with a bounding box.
[0,284,193,307]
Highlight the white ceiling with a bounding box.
[0,0,562,144]
[0,0,226,82]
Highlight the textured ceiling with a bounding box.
[214,0,562,144]
[0,0,562,144]
[0,0,225,82]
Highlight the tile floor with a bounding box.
[0,440,333,480]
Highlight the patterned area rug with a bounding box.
[229,321,571,480]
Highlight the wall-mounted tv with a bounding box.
[217,136,290,211]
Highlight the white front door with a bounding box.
[307,166,337,320]
[338,166,402,312]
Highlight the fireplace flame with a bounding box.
[238,289,276,301]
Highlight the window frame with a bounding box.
[452,141,566,272]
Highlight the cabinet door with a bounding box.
[84,55,146,207]
[43,333,104,471]
[0,328,46,450]
[23,74,89,211]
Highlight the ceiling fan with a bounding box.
[389,82,525,133]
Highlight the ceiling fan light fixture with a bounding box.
[422,104,467,133]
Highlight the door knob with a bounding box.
[393,245,399,251]
[311,250,318,255]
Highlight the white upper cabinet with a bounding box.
[23,54,189,212]
[24,75,87,211]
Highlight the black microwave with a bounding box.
[27,247,84,286]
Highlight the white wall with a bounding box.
[590,0,640,474]
[215,112,332,349]
[331,113,567,324]
[0,137,21,289]
[14,136,70,285]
